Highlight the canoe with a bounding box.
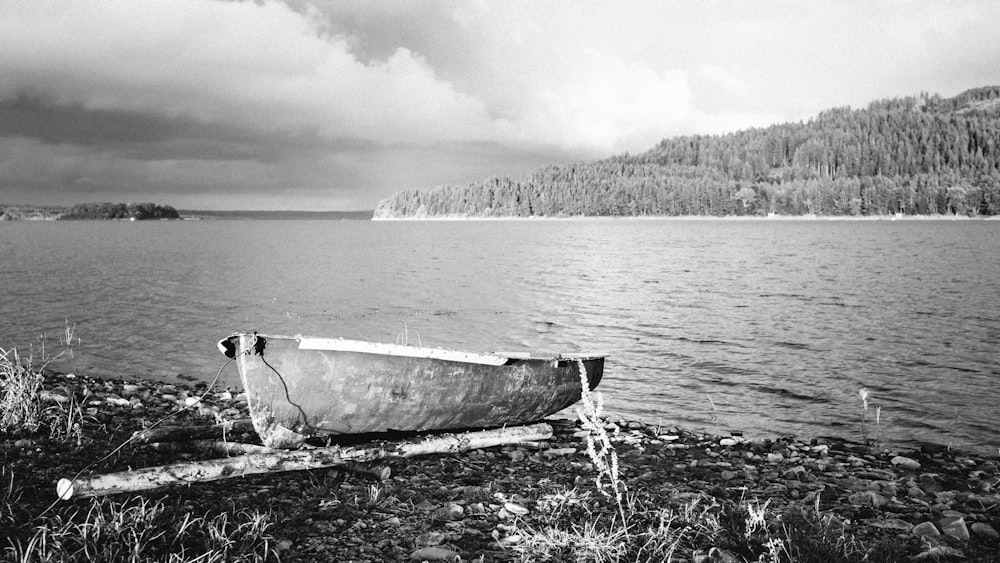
[218,332,606,448]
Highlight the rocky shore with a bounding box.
[3,372,999,562]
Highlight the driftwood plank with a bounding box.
[146,440,275,456]
[131,419,256,443]
[146,441,391,480]
[57,423,552,499]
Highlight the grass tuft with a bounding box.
[0,348,44,437]
[0,467,22,528]
[5,497,275,562]
[1,346,90,444]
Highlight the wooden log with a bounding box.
[131,419,256,443]
[147,440,275,456]
[57,423,552,500]
[145,441,390,480]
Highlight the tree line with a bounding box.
[57,202,180,220]
[374,86,1000,218]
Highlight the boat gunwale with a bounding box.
[227,332,608,365]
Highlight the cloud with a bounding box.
[700,64,748,96]
[0,0,494,146]
[1,0,999,209]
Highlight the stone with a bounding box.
[866,518,912,532]
[105,395,131,407]
[433,504,464,521]
[503,502,529,516]
[911,521,940,537]
[719,438,738,447]
[766,452,784,463]
[410,547,461,561]
[848,490,887,507]
[966,493,1000,507]
[938,516,970,541]
[782,466,807,480]
[889,455,920,471]
[910,545,965,561]
[692,547,743,563]
[934,491,957,506]
[970,522,999,539]
[415,531,447,547]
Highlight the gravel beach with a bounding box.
[3,372,999,562]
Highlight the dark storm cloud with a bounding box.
[0,94,380,163]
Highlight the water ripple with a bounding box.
[2,219,999,454]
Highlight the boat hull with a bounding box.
[220,333,605,447]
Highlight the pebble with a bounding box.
[911,545,966,561]
[444,504,464,520]
[692,547,743,563]
[891,455,921,471]
[866,518,912,532]
[503,502,529,516]
[782,465,807,479]
[911,521,941,537]
[848,490,887,507]
[414,531,447,546]
[938,516,970,541]
[39,390,70,404]
[507,450,525,462]
[409,547,460,561]
[13,371,1000,562]
[970,522,999,539]
[105,395,131,407]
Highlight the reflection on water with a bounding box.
[1,218,998,454]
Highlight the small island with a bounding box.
[0,202,180,221]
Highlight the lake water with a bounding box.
[2,218,998,454]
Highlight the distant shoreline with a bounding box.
[179,209,374,221]
[5,206,997,222]
[371,213,1000,222]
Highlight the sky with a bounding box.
[1,1,998,211]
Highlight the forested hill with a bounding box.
[374,86,1000,218]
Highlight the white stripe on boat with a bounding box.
[296,337,510,366]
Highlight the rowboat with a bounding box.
[218,332,606,448]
